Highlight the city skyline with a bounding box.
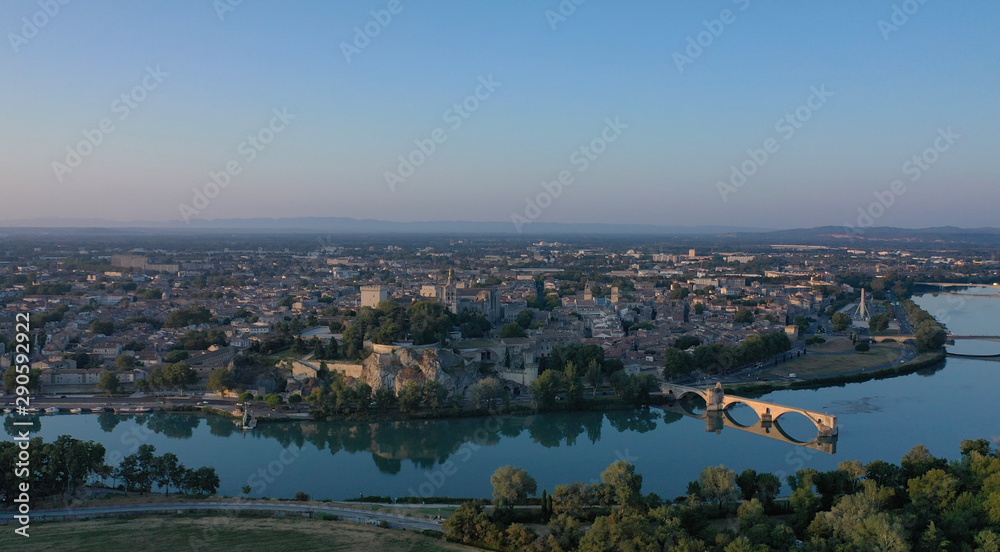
[2,0,998,229]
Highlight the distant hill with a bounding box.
[0,216,767,235]
[1,217,998,247]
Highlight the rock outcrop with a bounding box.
[359,347,482,397]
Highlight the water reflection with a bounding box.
[657,398,838,454]
[69,410,671,475]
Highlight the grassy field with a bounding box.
[804,336,858,354]
[760,342,903,378]
[3,515,468,552]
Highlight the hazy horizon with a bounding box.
[3,1,998,229]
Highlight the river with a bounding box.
[4,288,999,501]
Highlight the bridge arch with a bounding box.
[721,401,762,428]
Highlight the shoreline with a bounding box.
[723,349,947,396]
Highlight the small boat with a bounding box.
[91,406,108,413]
[70,408,83,414]
[45,407,61,414]
[25,407,40,414]
[116,406,153,414]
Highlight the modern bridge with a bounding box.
[659,382,838,454]
[869,334,1000,344]
[915,282,999,289]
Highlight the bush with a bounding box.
[855,342,870,353]
[294,491,310,501]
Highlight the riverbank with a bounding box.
[723,349,946,395]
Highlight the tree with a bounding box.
[114,354,141,372]
[409,301,454,345]
[915,319,947,351]
[699,465,738,507]
[831,312,852,331]
[187,466,220,494]
[552,482,600,518]
[907,468,958,513]
[601,461,645,514]
[515,309,535,329]
[98,371,120,395]
[117,444,158,494]
[585,360,603,396]
[530,370,564,409]
[443,501,491,544]
[491,466,538,514]
[501,323,526,338]
[374,387,396,412]
[755,473,781,507]
[398,380,424,412]
[855,342,870,353]
[90,319,115,335]
[3,368,41,393]
[264,393,283,409]
[736,469,758,501]
[206,369,235,394]
[153,452,185,495]
[469,377,503,409]
[869,313,890,335]
[165,350,190,363]
[424,380,448,410]
[564,361,584,404]
[165,306,213,328]
[237,391,254,403]
[663,348,695,379]
[734,308,754,325]
[675,335,702,350]
[148,362,198,391]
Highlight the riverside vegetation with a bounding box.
[444,439,1000,552]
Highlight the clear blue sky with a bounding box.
[2,0,997,228]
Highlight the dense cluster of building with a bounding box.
[1,238,995,398]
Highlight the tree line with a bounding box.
[445,438,1000,551]
[664,331,792,379]
[0,436,219,506]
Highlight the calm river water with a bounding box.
[4,288,999,500]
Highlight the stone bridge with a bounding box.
[661,382,838,438]
[658,402,837,454]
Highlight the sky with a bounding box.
[1,0,998,229]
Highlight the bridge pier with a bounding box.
[705,382,725,411]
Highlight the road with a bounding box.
[0,500,443,531]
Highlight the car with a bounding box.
[60,395,67,398]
